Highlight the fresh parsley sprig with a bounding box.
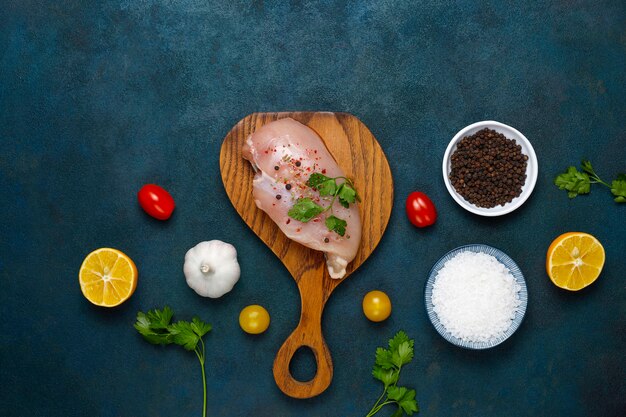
[134,306,212,417]
[555,166,592,198]
[307,173,361,207]
[554,160,626,203]
[366,331,419,417]
[287,173,360,236]
[610,174,626,203]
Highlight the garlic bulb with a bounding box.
[183,240,240,298]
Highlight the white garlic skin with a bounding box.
[183,240,240,298]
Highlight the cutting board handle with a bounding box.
[273,266,333,398]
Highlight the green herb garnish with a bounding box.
[307,172,337,196]
[366,331,419,417]
[134,306,212,417]
[611,174,626,203]
[287,198,325,222]
[307,173,360,202]
[325,215,347,236]
[555,166,592,198]
[338,182,359,208]
[555,160,625,203]
[287,173,360,236]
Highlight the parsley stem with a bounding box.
[366,390,388,416]
[326,194,339,214]
[195,341,207,417]
[585,167,611,188]
[366,398,395,416]
[367,364,404,416]
[200,357,207,417]
[371,400,395,414]
[591,178,611,188]
[333,176,352,185]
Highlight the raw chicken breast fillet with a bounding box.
[242,118,361,279]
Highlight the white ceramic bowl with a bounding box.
[442,121,538,216]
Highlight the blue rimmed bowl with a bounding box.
[424,244,528,350]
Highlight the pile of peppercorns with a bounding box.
[449,128,528,208]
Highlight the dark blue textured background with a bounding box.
[1,1,625,416]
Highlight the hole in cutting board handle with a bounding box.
[273,326,334,398]
[288,346,317,382]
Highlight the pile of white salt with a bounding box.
[432,251,521,343]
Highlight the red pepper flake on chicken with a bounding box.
[242,118,361,279]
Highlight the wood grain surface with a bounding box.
[219,112,393,398]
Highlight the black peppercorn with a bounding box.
[276,194,281,200]
[274,165,279,171]
[295,161,301,167]
[285,183,292,191]
[449,128,528,208]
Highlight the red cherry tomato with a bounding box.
[405,191,437,228]
[138,184,175,220]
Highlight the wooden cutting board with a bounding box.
[219,112,393,398]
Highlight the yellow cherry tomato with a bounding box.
[362,290,392,322]
[239,305,270,334]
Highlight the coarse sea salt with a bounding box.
[431,251,521,343]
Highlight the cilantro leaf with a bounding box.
[307,173,337,196]
[325,215,347,236]
[390,408,404,417]
[288,198,324,222]
[398,389,418,414]
[134,312,152,334]
[371,365,386,382]
[191,317,212,337]
[581,160,595,176]
[387,386,408,401]
[337,182,357,207]
[146,305,174,329]
[554,166,591,198]
[387,387,418,414]
[134,307,176,345]
[375,347,394,369]
[388,331,410,352]
[307,173,332,188]
[372,366,398,387]
[317,180,337,196]
[392,341,414,367]
[611,174,626,203]
[134,312,173,345]
[168,321,200,351]
[335,184,349,208]
[383,370,399,387]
